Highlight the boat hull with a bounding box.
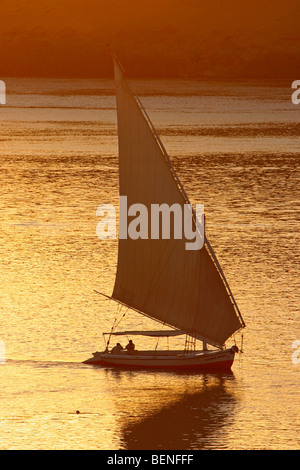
[83,347,237,371]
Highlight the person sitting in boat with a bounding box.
[125,339,135,354]
[110,343,123,354]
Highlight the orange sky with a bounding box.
[1,0,300,78]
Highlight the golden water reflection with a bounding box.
[102,370,237,450]
[1,78,299,449]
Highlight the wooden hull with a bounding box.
[83,347,237,371]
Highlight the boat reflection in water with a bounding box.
[104,369,238,450]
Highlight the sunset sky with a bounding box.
[1,1,300,78]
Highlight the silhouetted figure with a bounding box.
[125,339,135,354]
[111,342,123,354]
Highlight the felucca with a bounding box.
[84,55,245,370]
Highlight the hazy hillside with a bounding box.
[1,0,300,78]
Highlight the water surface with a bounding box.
[0,78,299,449]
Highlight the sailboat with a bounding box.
[83,54,245,371]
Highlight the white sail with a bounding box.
[111,56,245,348]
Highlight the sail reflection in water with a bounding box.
[114,372,237,450]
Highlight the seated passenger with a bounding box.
[125,339,135,354]
[110,342,123,354]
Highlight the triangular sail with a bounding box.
[111,56,245,348]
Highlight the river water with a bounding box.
[0,77,299,449]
